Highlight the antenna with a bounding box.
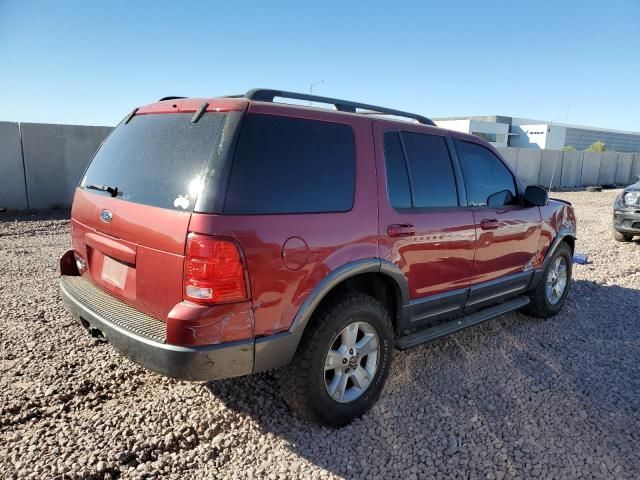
[548,149,561,192]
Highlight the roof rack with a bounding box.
[242,88,436,126]
[158,96,186,101]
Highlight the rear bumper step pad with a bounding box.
[60,276,254,381]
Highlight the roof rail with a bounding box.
[243,88,435,126]
[158,96,186,101]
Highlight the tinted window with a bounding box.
[224,114,355,214]
[383,132,412,209]
[455,140,516,207]
[402,132,458,208]
[81,113,225,211]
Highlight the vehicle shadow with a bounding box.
[204,279,640,478]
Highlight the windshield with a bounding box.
[81,112,226,211]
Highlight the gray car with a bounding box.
[613,177,640,242]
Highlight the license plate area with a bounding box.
[87,248,137,301]
[101,255,128,289]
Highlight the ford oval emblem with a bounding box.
[100,209,113,223]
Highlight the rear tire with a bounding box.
[522,242,572,318]
[613,231,634,242]
[278,293,393,427]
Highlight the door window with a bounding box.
[383,131,458,209]
[455,140,517,207]
[383,132,412,209]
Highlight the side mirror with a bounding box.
[486,189,514,208]
[524,185,548,207]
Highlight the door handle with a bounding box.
[480,219,500,230]
[387,224,416,237]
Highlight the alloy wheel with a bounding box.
[324,321,380,403]
[545,256,568,305]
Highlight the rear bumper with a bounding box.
[60,276,254,381]
[613,209,640,234]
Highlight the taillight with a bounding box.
[183,233,248,304]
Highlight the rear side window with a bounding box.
[224,114,355,214]
[81,113,226,211]
[455,140,516,207]
[384,131,458,209]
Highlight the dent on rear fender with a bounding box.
[166,301,254,347]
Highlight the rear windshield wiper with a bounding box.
[85,183,120,197]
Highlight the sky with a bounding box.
[1,0,639,130]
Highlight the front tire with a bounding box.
[279,293,393,427]
[613,231,634,242]
[523,242,572,318]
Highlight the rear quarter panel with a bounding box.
[189,104,378,337]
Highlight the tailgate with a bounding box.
[72,189,189,321]
[69,110,232,321]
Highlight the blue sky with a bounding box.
[1,0,639,130]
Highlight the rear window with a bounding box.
[81,113,226,211]
[224,114,355,214]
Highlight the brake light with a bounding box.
[184,233,248,304]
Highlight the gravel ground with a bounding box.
[1,190,639,480]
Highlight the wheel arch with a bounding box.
[561,234,576,255]
[529,230,576,294]
[253,258,409,373]
[544,230,576,269]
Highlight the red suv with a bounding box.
[60,89,576,426]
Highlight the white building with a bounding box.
[434,115,640,152]
[434,117,511,147]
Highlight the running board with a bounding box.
[395,296,530,350]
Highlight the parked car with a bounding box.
[60,89,576,426]
[613,177,640,242]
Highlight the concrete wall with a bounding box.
[489,148,634,188]
[0,122,112,210]
[616,153,634,185]
[539,149,564,189]
[1,126,639,211]
[496,147,518,170]
[21,123,112,209]
[581,152,601,186]
[515,149,541,187]
[560,151,583,188]
[631,153,640,183]
[0,122,29,210]
[598,151,618,186]
[508,148,638,188]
